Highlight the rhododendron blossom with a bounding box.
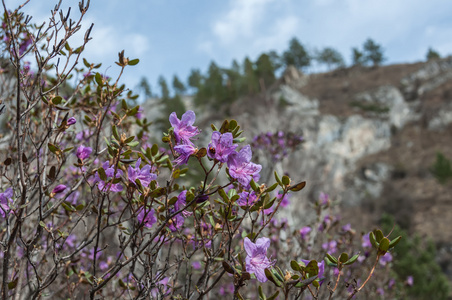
[207,131,238,163]
[244,237,274,283]
[227,145,262,187]
[169,110,200,145]
[0,188,13,218]
[127,158,156,188]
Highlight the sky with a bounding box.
[3,0,452,96]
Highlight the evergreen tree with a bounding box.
[268,50,283,71]
[255,53,276,89]
[158,75,170,99]
[172,75,186,95]
[426,47,440,61]
[188,68,203,90]
[282,37,311,70]
[137,76,152,99]
[363,38,385,66]
[243,57,259,95]
[351,47,365,66]
[316,47,345,70]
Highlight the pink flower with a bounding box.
[207,131,238,163]
[137,207,157,228]
[127,158,156,188]
[244,237,274,283]
[169,110,200,145]
[0,188,13,218]
[52,184,67,194]
[76,144,92,160]
[67,117,76,126]
[174,144,197,166]
[227,145,262,187]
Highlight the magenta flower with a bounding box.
[94,161,123,192]
[318,192,329,205]
[322,240,338,253]
[0,188,13,218]
[244,237,274,283]
[174,144,197,166]
[174,190,191,217]
[67,117,76,126]
[169,110,200,145]
[76,144,92,161]
[207,131,238,163]
[406,276,414,286]
[379,252,393,266]
[227,145,262,187]
[52,184,67,194]
[137,206,157,228]
[127,158,156,188]
[237,191,258,206]
[300,226,311,240]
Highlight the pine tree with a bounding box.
[158,76,170,99]
[351,47,365,66]
[172,75,186,95]
[316,47,345,70]
[255,53,276,89]
[243,57,259,95]
[282,37,311,70]
[426,48,440,61]
[363,38,385,66]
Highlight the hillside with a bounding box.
[144,57,452,284]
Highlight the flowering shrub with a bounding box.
[0,2,404,300]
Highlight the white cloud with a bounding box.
[212,0,275,46]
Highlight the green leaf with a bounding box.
[326,253,338,264]
[127,105,140,116]
[112,125,120,141]
[95,72,103,86]
[97,167,107,181]
[389,236,402,249]
[282,175,290,186]
[294,276,318,288]
[210,123,219,131]
[290,260,303,272]
[229,119,238,130]
[52,96,63,105]
[344,253,360,265]
[374,229,384,243]
[264,268,281,287]
[218,189,229,202]
[250,178,259,192]
[128,58,139,66]
[48,143,60,155]
[289,181,306,192]
[7,277,18,290]
[127,141,139,147]
[266,182,278,192]
[369,232,379,249]
[339,253,349,264]
[274,172,282,186]
[124,136,135,144]
[267,291,279,300]
[83,58,91,68]
[379,237,390,252]
[151,144,159,156]
[258,285,266,300]
[305,260,319,276]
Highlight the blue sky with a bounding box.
[4,0,452,96]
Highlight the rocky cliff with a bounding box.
[142,57,452,280]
